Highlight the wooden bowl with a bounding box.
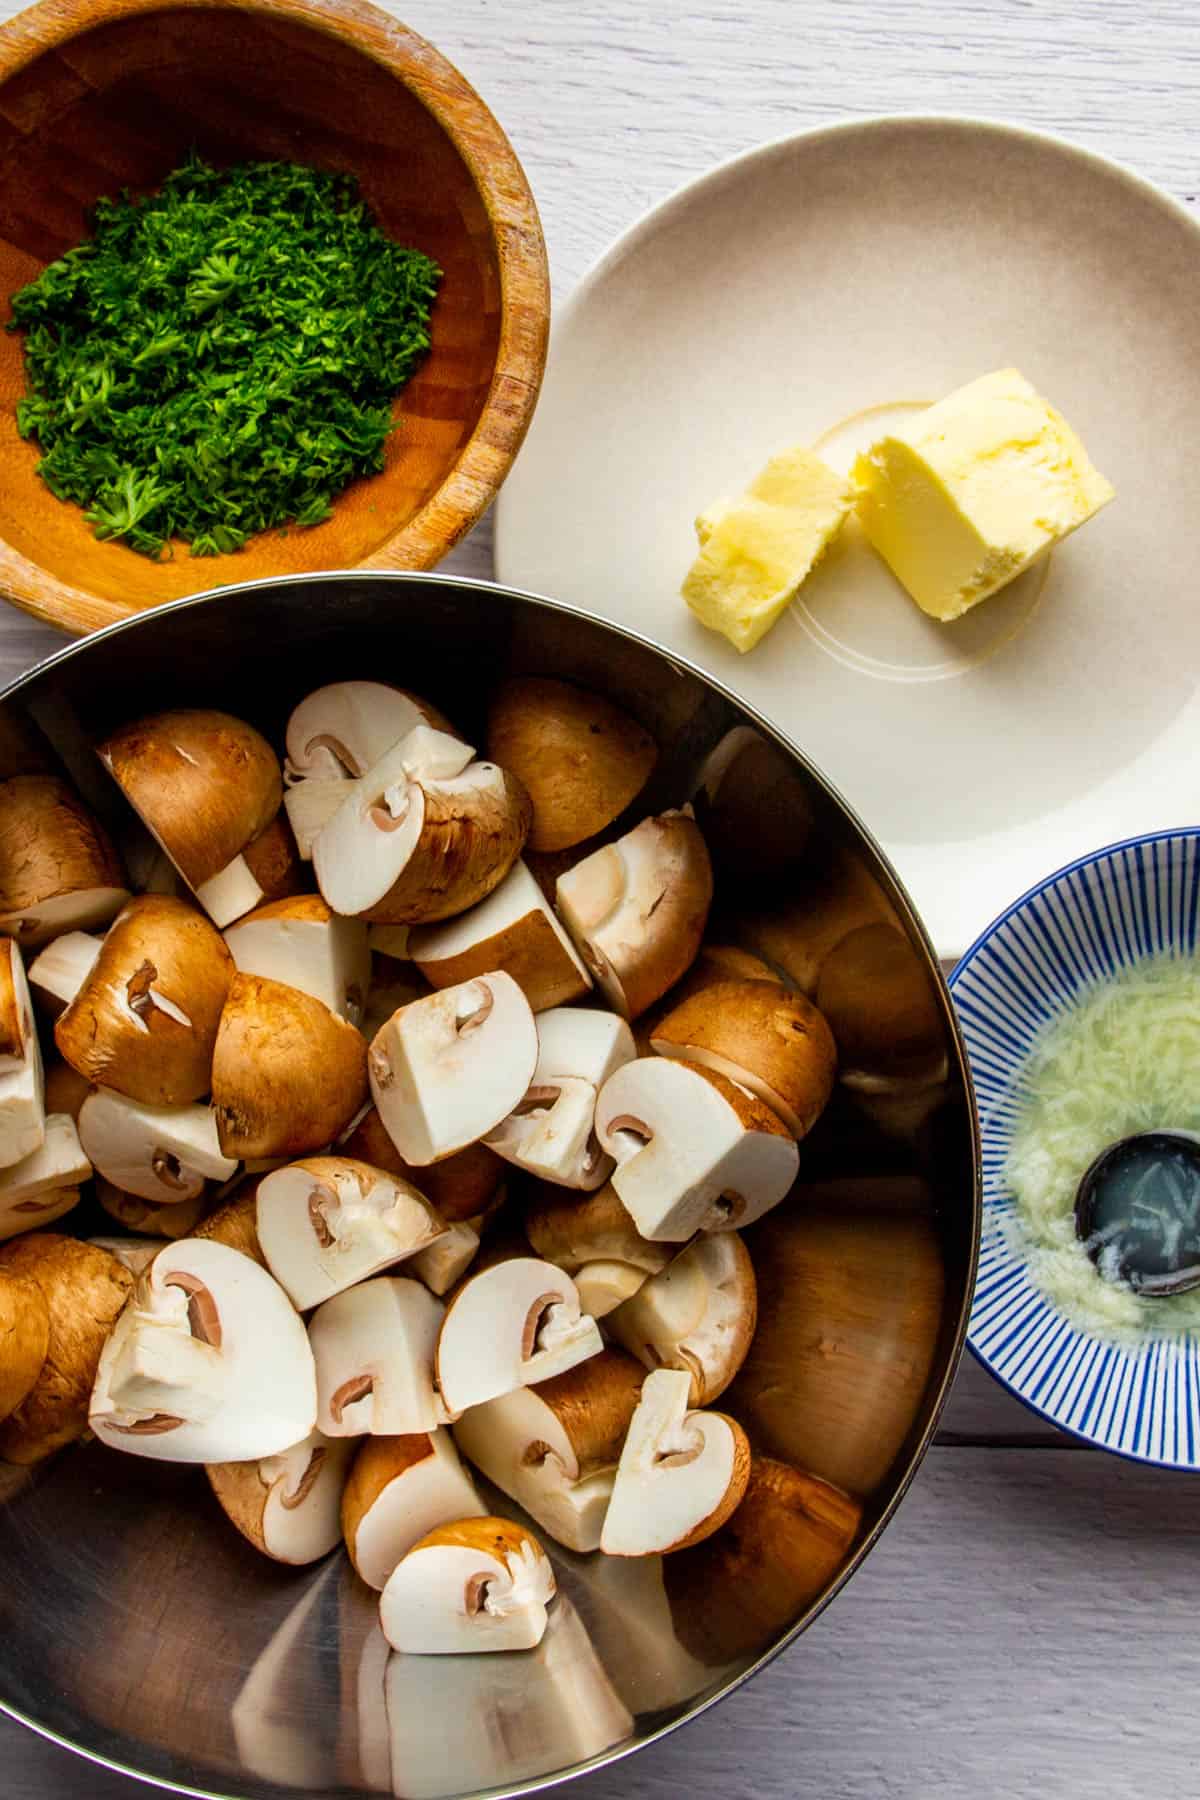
[0,0,550,635]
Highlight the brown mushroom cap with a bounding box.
[814,922,946,1077]
[732,841,899,995]
[241,813,306,904]
[193,1186,267,1268]
[0,1267,50,1422]
[98,710,282,889]
[662,1456,862,1664]
[341,1105,504,1224]
[524,1180,669,1281]
[650,978,837,1138]
[359,766,533,926]
[0,1233,133,1463]
[0,775,127,947]
[528,1346,647,1478]
[212,972,368,1160]
[0,941,24,1063]
[208,1430,354,1565]
[55,894,234,1106]
[486,677,658,854]
[96,1176,210,1240]
[727,1206,945,1496]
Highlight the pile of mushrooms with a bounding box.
[0,676,949,1671]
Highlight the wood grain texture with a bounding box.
[0,0,1196,1794]
[0,0,549,634]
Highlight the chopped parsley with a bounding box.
[7,154,441,558]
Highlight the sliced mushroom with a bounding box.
[409,861,592,1011]
[595,1058,798,1240]
[79,1089,237,1204]
[0,1112,90,1241]
[257,1156,446,1310]
[240,812,303,906]
[0,942,44,1171]
[86,1235,162,1277]
[452,1347,645,1552]
[523,1181,672,1320]
[689,727,816,881]
[194,1187,267,1268]
[212,972,368,1159]
[95,1176,210,1240]
[487,677,658,853]
[436,1257,603,1415]
[284,777,351,863]
[340,1104,505,1224]
[285,682,455,784]
[314,728,531,925]
[486,1007,636,1190]
[98,709,283,928]
[555,811,713,1019]
[54,894,233,1106]
[650,979,836,1138]
[379,1517,556,1655]
[208,1426,357,1564]
[0,774,128,947]
[342,1431,485,1591]
[224,896,370,1024]
[28,930,102,1019]
[42,1056,92,1125]
[368,973,537,1166]
[0,935,30,1072]
[607,1233,756,1404]
[310,1276,449,1437]
[0,1233,133,1463]
[663,1456,862,1664]
[0,1266,49,1422]
[600,1368,750,1556]
[90,1238,317,1462]
[408,1219,482,1296]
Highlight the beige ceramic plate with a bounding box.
[495,117,1200,957]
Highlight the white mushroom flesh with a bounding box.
[409,1219,481,1296]
[257,1160,446,1310]
[352,1433,485,1591]
[28,931,102,1015]
[453,1385,615,1554]
[607,1233,753,1401]
[284,777,350,861]
[259,1428,357,1563]
[0,945,44,1170]
[193,853,265,929]
[225,910,370,1023]
[379,1525,556,1655]
[284,683,446,782]
[310,1276,449,1437]
[0,1112,90,1240]
[595,1058,798,1240]
[485,1007,635,1190]
[600,1368,741,1556]
[0,884,129,948]
[573,1259,654,1319]
[79,1089,237,1204]
[436,1258,603,1414]
[368,973,538,1166]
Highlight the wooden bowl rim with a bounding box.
[0,0,550,637]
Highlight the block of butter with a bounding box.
[852,368,1115,622]
[681,447,856,653]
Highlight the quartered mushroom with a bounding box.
[98,709,284,928]
[89,1238,317,1463]
[342,1431,485,1591]
[28,930,101,1018]
[0,1233,133,1464]
[408,1219,483,1296]
[435,1257,604,1415]
[379,1517,556,1655]
[594,1057,799,1240]
[555,811,713,1020]
[409,860,592,1011]
[239,813,304,909]
[524,1178,671,1318]
[486,676,658,853]
[0,774,128,947]
[211,972,368,1159]
[313,724,531,925]
[283,683,456,858]
[0,1265,50,1422]
[0,1112,90,1241]
[650,978,837,1138]
[87,1236,162,1277]
[96,1177,210,1240]
[485,1006,635,1190]
[607,1232,757,1404]
[340,1103,506,1223]
[0,941,45,1171]
[663,1456,863,1664]
[310,1275,449,1437]
[54,894,233,1106]
[452,1347,645,1552]
[256,1156,447,1310]
[224,896,370,1024]
[78,1089,237,1204]
[368,973,537,1166]
[599,1367,750,1557]
[208,1426,357,1564]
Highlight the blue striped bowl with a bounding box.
[950,828,1200,1466]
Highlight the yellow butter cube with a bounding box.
[682,447,856,653]
[852,368,1115,622]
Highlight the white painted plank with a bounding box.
[2,1447,1192,1798]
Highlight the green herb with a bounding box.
[7,153,441,559]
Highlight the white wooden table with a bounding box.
[5,0,1200,1794]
